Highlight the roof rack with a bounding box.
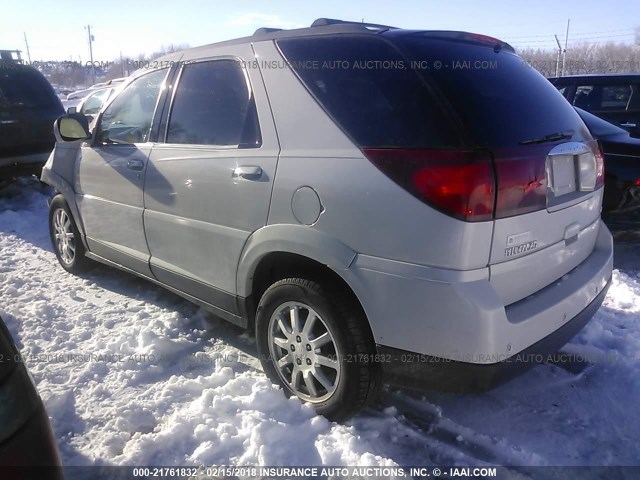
[310,18,397,30]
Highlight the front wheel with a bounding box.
[49,195,91,274]
[256,278,381,420]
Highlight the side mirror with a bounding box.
[54,113,91,143]
[66,106,77,114]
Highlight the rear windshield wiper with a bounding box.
[519,131,573,145]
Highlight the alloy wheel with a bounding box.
[268,301,341,403]
[53,208,76,265]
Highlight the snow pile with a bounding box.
[0,176,639,470]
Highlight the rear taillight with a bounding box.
[591,141,605,189]
[363,148,496,221]
[634,178,640,187]
[489,146,549,219]
[365,142,600,222]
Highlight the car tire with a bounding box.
[48,195,91,274]
[256,277,382,420]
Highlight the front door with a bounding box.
[76,68,169,276]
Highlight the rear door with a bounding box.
[76,67,168,276]
[143,48,279,313]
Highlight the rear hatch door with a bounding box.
[394,33,604,305]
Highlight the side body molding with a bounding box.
[236,225,357,298]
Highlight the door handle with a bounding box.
[126,159,145,171]
[232,165,262,179]
[620,122,637,128]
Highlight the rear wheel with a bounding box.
[256,278,381,420]
[49,195,91,273]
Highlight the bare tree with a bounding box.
[519,41,640,77]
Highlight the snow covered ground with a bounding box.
[1,176,639,473]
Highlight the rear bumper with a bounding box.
[348,221,613,378]
[378,275,611,392]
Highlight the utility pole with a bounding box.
[120,51,125,77]
[23,32,31,63]
[554,35,562,77]
[561,19,570,77]
[85,25,95,84]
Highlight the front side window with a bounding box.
[98,68,167,144]
[166,60,261,147]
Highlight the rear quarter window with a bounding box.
[277,35,464,149]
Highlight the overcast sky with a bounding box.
[1,0,638,62]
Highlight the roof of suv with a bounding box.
[155,18,515,63]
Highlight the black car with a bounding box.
[0,314,63,478]
[550,74,640,139]
[576,107,640,236]
[0,60,64,179]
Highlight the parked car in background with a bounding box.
[69,86,117,121]
[0,314,63,477]
[65,77,125,102]
[63,78,125,114]
[43,18,612,420]
[0,61,64,178]
[550,74,640,138]
[575,107,640,237]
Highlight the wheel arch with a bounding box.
[42,168,89,250]
[237,225,370,334]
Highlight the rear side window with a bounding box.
[277,35,463,149]
[0,66,58,109]
[394,34,589,148]
[166,60,261,147]
[573,84,633,111]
